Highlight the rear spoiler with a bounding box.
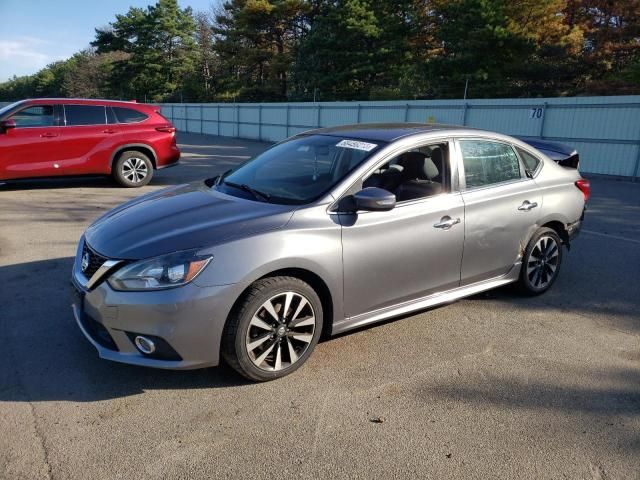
[557,152,579,169]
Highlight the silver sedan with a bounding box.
[71,124,589,381]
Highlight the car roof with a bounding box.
[21,98,152,108]
[304,123,483,142]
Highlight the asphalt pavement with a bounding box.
[1,133,639,479]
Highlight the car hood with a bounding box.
[84,182,296,259]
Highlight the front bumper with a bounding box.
[71,256,241,370]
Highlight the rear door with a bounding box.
[456,138,542,285]
[58,104,119,174]
[0,103,62,180]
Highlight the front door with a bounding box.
[340,141,465,319]
[0,104,61,180]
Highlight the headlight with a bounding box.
[108,250,213,291]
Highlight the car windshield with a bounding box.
[0,101,22,118]
[215,134,384,205]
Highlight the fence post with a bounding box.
[357,104,362,123]
[200,104,203,135]
[316,104,322,128]
[286,104,290,137]
[462,103,468,126]
[538,102,547,137]
[171,104,174,124]
[236,104,240,137]
[404,104,409,122]
[258,105,262,141]
[217,105,220,137]
[633,135,640,182]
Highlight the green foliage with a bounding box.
[92,0,196,101]
[213,0,310,101]
[0,0,638,102]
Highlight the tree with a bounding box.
[426,0,584,98]
[92,0,197,101]
[213,0,310,101]
[565,0,640,94]
[293,0,426,100]
[62,50,131,98]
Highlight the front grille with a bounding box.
[82,243,109,279]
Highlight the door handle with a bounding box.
[40,132,58,138]
[102,129,117,134]
[434,216,461,230]
[518,201,538,211]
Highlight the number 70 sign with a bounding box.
[529,107,544,119]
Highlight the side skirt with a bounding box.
[331,264,521,335]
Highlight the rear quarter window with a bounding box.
[516,147,542,173]
[112,107,148,124]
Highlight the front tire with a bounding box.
[518,227,563,295]
[222,276,323,382]
[113,151,153,187]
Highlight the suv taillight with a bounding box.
[156,126,176,133]
[575,179,590,202]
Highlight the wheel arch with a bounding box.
[540,219,570,246]
[226,267,335,340]
[110,144,158,170]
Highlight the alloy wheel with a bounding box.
[121,157,148,184]
[526,235,559,289]
[245,291,316,372]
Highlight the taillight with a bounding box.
[575,179,590,202]
[156,126,176,133]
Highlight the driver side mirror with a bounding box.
[352,187,396,212]
[0,119,16,133]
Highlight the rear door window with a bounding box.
[10,105,55,127]
[459,140,523,189]
[64,105,106,126]
[112,107,148,124]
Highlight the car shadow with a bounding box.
[0,257,251,404]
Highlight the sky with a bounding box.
[0,0,216,82]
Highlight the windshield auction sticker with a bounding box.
[336,139,378,152]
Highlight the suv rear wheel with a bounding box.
[113,151,153,187]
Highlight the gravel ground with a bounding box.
[1,133,639,479]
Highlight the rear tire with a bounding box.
[518,227,563,296]
[222,276,323,382]
[113,151,153,187]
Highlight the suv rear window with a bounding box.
[112,107,148,124]
[65,105,106,126]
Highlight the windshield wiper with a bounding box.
[216,169,232,185]
[223,181,271,202]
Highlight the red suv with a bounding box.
[0,99,180,187]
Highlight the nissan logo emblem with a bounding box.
[81,252,90,272]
